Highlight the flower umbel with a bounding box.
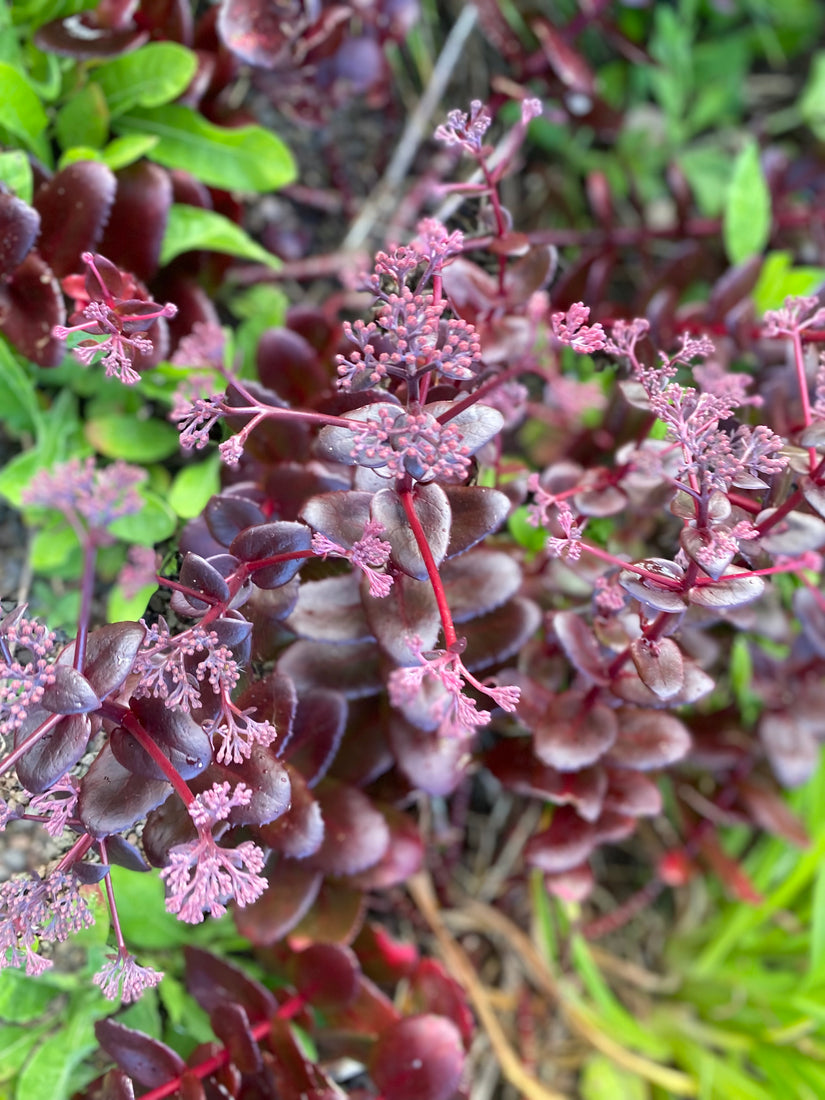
[93,952,164,1003]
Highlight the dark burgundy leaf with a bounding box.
[353,923,418,986]
[288,878,365,945]
[57,621,146,699]
[610,658,713,708]
[757,508,825,554]
[681,527,735,581]
[607,708,691,770]
[73,861,111,884]
[210,1003,262,1074]
[525,806,597,874]
[364,574,439,665]
[738,779,808,846]
[503,244,556,305]
[370,1014,465,1100]
[389,716,468,796]
[285,574,372,643]
[285,689,347,786]
[226,746,292,826]
[217,0,295,66]
[592,809,637,844]
[321,972,399,1037]
[179,552,231,609]
[315,402,401,467]
[619,560,687,613]
[573,483,626,517]
[95,1019,186,1089]
[97,161,171,282]
[544,863,594,903]
[234,858,322,945]
[794,586,825,657]
[553,610,608,684]
[185,945,278,1019]
[110,695,212,781]
[801,477,825,519]
[300,489,373,548]
[40,665,100,715]
[78,744,169,837]
[34,15,148,59]
[629,637,684,701]
[602,768,662,817]
[0,190,39,278]
[307,780,390,876]
[349,804,424,890]
[688,566,765,609]
[230,521,311,588]
[256,328,328,406]
[707,255,763,321]
[462,596,541,671]
[16,712,91,793]
[0,251,65,366]
[204,494,266,547]
[105,834,151,873]
[34,161,117,277]
[534,20,595,94]
[760,712,819,788]
[293,943,360,1008]
[429,400,504,454]
[99,1068,135,1100]
[371,484,451,582]
[267,1017,342,1099]
[277,639,383,697]
[211,612,253,655]
[141,792,195,868]
[441,549,521,622]
[235,669,297,752]
[534,693,617,771]
[443,485,510,559]
[256,765,324,858]
[408,959,474,1046]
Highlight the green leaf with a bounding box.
[106,866,192,949]
[0,149,33,202]
[160,204,280,269]
[94,43,198,117]
[107,581,158,624]
[168,453,221,518]
[0,970,56,1023]
[158,977,216,1054]
[0,62,48,148]
[580,1055,650,1100]
[29,521,81,572]
[800,51,825,142]
[101,132,159,171]
[108,489,177,545]
[508,505,548,553]
[119,988,162,1039]
[0,1023,49,1081]
[114,105,296,192]
[0,341,41,435]
[55,82,108,150]
[16,1014,96,1100]
[84,413,180,462]
[58,145,104,169]
[752,251,825,314]
[723,140,772,265]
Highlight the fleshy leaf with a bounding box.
[109,695,212,781]
[534,693,617,771]
[185,946,277,1018]
[95,1021,184,1089]
[286,573,372,643]
[369,1015,466,1100]
[462,597,541,671]
[525,805,597,874]
[760,712,819,788]
[688,566,765,609]
[0,251,66,366]
[629,637,684,701]
[16,712,91,793]
[300,489,373,546]
[442,549,521,621]
[97,160,172,281]
[78,744,170,837]
[443,484,511,557]
[371,484,451,582]
[230,520,311,589]
[277,639,383,697]
[389,716,468,796]
[40,664,100,715]
[602,768,663,817]
[553,611,609,684]
[33,161,117,277]
[364,574,439,665]
[204,493,266,547]
[756,507,825,554]
[0,190,39,278]
[607,708,691,770]
[57,621,146,699]
[285,689,348,787]
[293,943,360,1009]
[307,780,390,876]
[256,765,324,859]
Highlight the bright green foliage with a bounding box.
[723,141,772,264]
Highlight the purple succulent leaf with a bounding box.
[371,484,451,582]
[255,764,325,859]
[105,834,151,873]
[427,400,504,453]
[33,16,148,59]
[801,477,825,519]
[629,637,684,701]
[315,402,402,467]
[230,520,312,589]
[179,552,231,609]
[285,689,348,787]
[602,767,663,817]
[15,712,92,793]
[525,806,598,874]
[370,1014,466,1100]
[109,695,212,782]
[73,861,112,885]
[760,712,819,788]
[364,574,439,665]
[141,793,195,868]
[56,621,146,700]
[97,161,171,282]
[389,715,468,796]
[443,484,511,557]
[234,858,323,945]
[485,740,607,822]
[211,613,253,652]
[680,527,736,581]
[292,943,361,1009]
[441,549,521,622]
[33,161,117,277]
[0,190,40,278]
[78,744,170,837]
[224,745,292,826]
[573,484,626,517]
[40,664,100,715]
[204,494,267,547]
[277,638,384,697]
[184,945,279,1019]
[300,489,373,547]
[94,1020,185,1090]
[306,780,391,876]
[534,693,617,771]
[756,508,825,554]
[794,587,825,657]
[606,708,691,770]
[235,669,297,753]
[610,658,713,708]
[209,1002,261,1075]
[619,559,687,613]
[593,809,637,845]
[687,566,765,609]
[286,573,373,644]
[349,804,424,890]
[267,1015,344,1098]
[217,0,299,67]
[552,610,609,684]
[0,251,65,366]
[462,596,542,671]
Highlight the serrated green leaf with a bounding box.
[168,453,221,518]
[85,414,180,462]
[0,970,56,1024]
[101,132,159,170]
[94,43,197,117]
[16,1014,96,1100]
[0,62,48,148]
[114,105,296,192]
[0,149,33,202]
[723,141,772,265]
[160,204,280,269]
[108,490,177,545]
[0,1023,48,1081]
[55,82,108,150]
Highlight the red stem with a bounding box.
[398,486,457,648]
